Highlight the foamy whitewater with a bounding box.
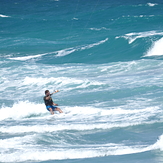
[0,0,163,163]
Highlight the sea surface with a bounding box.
[0,0,163,162]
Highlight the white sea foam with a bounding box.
[9,38,108,60]
[159,135,163,150]
[0,138,162,162]
[153,134,163,150]
[90,27,110,31]
[22,76,104,91]
[116,31,163,44]
[122,15,154,18]
[145,37,163,57]
[80,38,108,50]
[56,48,76,57]
[0,99,162,162]
[23,76,58,86]
[8,52,52,61]
[9,54,43,61]
[72,17,78,20]
[147,3,158,7]
[55,38,108,57]
[0,99,161,127]
[0,14,10,17]
[0,135,35,149]
[0,101,47,121]
[0,123,138,134]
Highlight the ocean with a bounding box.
[0,0,163,162]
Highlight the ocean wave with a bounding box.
[145,37,163,57]
[8,50,58,61]
[80,38,108,50]
[0,135,162,162]
[153,134,163,151]
[154,135,163,151]
[147,3,158,7]
[55,38,108,57]
[0,101,47,121]
[132,3,158,7]
[55,47,76,57]
[22,76,104,91]
[8,38,108,60]
[8,53,47,61]
[0,121,160,134]
[90,27,110,31]
[0,14,10,18]
[122,15,154,18]
[116,31,163,44]
[0,99,162,123]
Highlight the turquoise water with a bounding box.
[0,0,163,162]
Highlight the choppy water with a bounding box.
[0,0,163,162]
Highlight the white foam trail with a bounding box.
[145,37,163,57]
[116,31,163,44]
[0,14,10,17]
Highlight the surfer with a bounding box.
[43,90,63,115]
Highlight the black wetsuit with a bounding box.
[43,95,53,106]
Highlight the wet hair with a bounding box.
[45,90,49,94]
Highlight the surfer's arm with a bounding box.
[51,90,59,95]
[53,102,58,106]
[45,95,51,100]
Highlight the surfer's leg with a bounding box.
[49,108,54,115]
[55,107,63,113]
[46,106,54,115]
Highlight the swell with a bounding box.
[5,30,163,64]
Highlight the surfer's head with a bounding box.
[45,90,50,95]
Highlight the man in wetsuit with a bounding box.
[43,90,63,115]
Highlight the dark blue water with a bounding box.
[0,0,163,162]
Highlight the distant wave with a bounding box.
[116,31,163,44]
[145,37,163,57]
[56,38,108,57]
[0,130,162,162]
[122,15,154,18]
[80,38,108,50]
[8,53,49,61]
[147,3,158,7]
[0,14,10,18]
[55,48,76,57]
[133,3,158,7]
[8,38,108,60]
[90,27,110,31]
